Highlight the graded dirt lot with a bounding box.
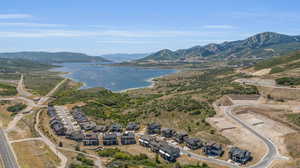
[8,111,38,140]
[237,112,296,158]
[210,101,298,167]
[271,132,300,167]
[12,140,60,168]
[208,107,267,165]
[251,68,271,76]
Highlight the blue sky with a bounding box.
[0,0,300,55]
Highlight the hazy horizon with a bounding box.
[0,0,300,55]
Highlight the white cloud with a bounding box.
[203,25,236,29]
[0,22,67,27]
[0,14,32,19]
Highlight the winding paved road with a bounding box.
[224,105,279,168]
[180,149,239,168]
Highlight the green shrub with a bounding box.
[276,77,300,86]
[7,103,27,112]
[270,67,285,74]
[98,148,120,157]
[76,154,94,166]
[254,51,300,70]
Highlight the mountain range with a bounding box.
[139,32,300,62]
[100,53,149,62]
[0,52,110,63]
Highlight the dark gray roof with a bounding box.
[84,133,98,140]
[160,142,180,155]
[93,125,108,132]
[81,121,96,129]
[230,147,251,157]
[140,135,152,142]
[52,122,64,131]
[69,131,84,140]
[104,133,117,140]
[50,119,62,126]
[185,138,202,144]
[110,123,122,132]
[126,122,140,130]
[148,123,161,129]
[121,132,135,138]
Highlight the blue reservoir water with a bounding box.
[52,63,176,92]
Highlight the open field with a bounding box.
[0,82,17,96]
[0,101,14,128]
[24,71,64,96]
[12,140,60,168]
[0,73,20,81]
[8,111,39,140]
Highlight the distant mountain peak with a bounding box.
[139,32,300,62]
[243,32,293,48]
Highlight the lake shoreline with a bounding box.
[50,62,177,92]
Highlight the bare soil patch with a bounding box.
[12,140,60,168]
[8,112,38,140]
[0,102,14,127]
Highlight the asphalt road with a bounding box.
[16,75,32,98]
[180,149,239,168]
[0,129,19,168]
[225,105,277,168]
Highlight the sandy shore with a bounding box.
[118,77,156,93]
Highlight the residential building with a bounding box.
[229,147,252,164]
[161,128,176,138]
[80,121,96,131]
[184,138,203,150]
[147,123,161,134]
[72,108,88,123]
[121,132,136,145]
[126,122,140,131]
[67,131,84,141]
[103,133,118,146]
[174,132,188,143]
[47,106,56,118]
[138,135,153,147]
[138,136,180,162]
[83,133,99,146]
[149,140,161,153]
[52,122,66,136]
[159,142,180,162]
[93,125,108,133]
[203,143,224,157]
[110,124,122,132]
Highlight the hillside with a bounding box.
[252,50,300,75]
[100,53,149,62]
[139,32,300,62]
[0,58,54,72]
[0,52,110,63]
